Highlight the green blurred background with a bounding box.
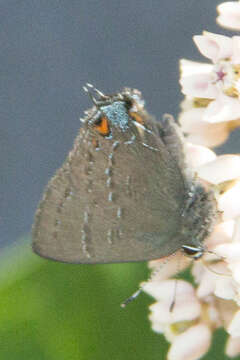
[0,237,229,359]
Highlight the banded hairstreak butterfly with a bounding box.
[32,85,217,264]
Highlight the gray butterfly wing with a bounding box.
[32,106,190,264]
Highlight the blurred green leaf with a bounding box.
[0,237,229,359]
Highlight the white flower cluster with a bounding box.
[143,2,240,359]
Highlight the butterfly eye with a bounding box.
[129,111,145,125]
[93,115,110,136]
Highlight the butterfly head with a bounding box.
[81,84,147,139]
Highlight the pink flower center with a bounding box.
[216,69,226,82]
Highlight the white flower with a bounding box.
[144,11,240,359]
[180,33,240,123]
[179,99,230,148]
[144,144,240,359]
[143,280,213,360]
[228,310,240,337]
[196,154,240,185]
[226,335,240,357]
[217,1,240,31]
[167,324,211,360]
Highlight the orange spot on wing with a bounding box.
[94,116,110,136]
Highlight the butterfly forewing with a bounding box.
[32,98,188,263]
